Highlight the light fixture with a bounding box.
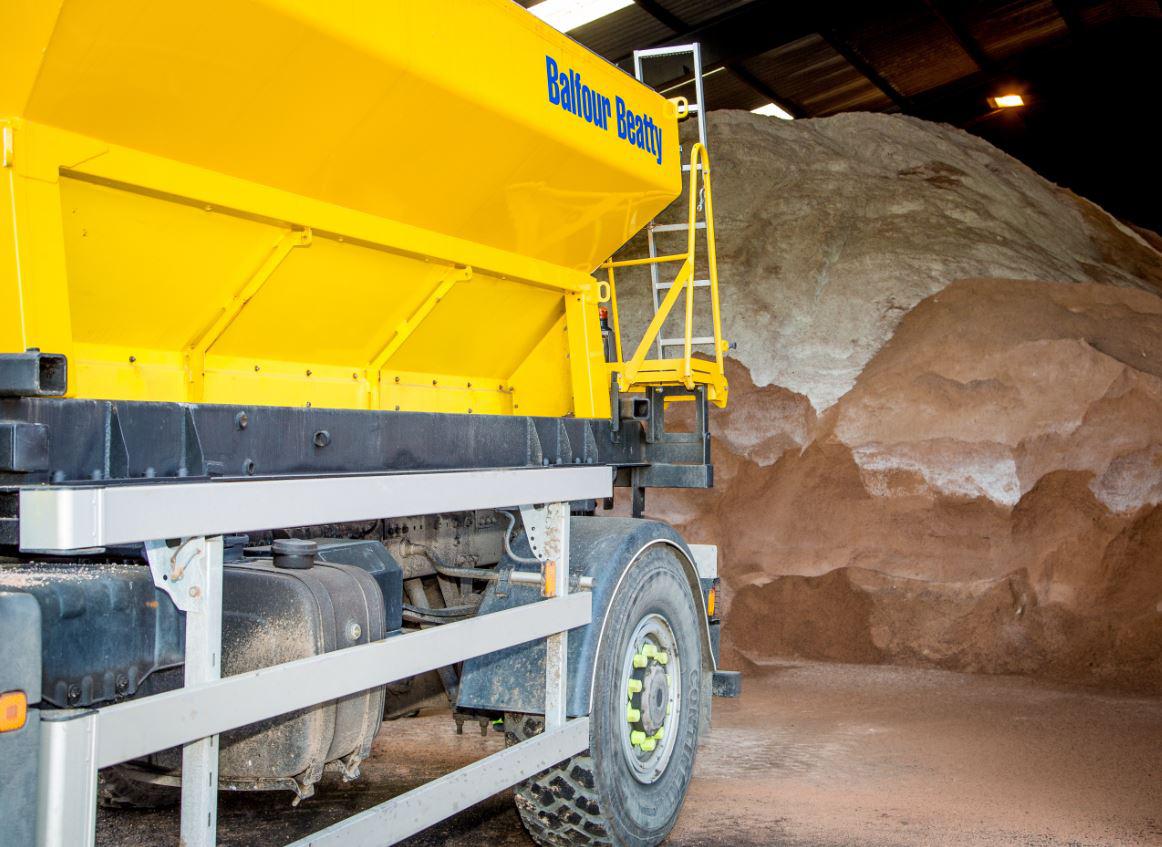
[989,93,1025,109]
[528,0,635,32]
[751,102,794,120]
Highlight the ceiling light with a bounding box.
[528,0,635,32]
[751,102,794,120]
[989,94,1025,109]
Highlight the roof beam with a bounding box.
[631,0,685,33]
[726,65,809,118]
[624,0,911,115]
[818,27,911,111]
[1051,0,1087,38]
[920,0,996,73]
[617,0,815,71]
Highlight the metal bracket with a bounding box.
[144,537,208,612]
[518,503,548,560]
[495,565,512,599]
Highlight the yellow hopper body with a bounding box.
[2,0,725,417]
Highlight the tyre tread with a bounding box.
[507,714,613,847]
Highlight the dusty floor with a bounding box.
[98,662,1162,846]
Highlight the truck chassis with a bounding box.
[1,390,727,847]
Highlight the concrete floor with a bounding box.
[99,662,1162,846]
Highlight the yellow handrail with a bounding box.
[599,142,727,406]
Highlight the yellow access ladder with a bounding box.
[602,42,729,408]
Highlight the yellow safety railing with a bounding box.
[600,142,728,407]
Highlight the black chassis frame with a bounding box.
[0,385,712,547]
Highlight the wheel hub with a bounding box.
[639,665,668,735]
[619,614,681,784]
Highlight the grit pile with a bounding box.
[616,111,1162,694]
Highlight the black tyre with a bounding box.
[97,765,179,809]
[509,544,703,847]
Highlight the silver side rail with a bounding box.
[28,466,610,847]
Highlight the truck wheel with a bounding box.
[508,545,703,847]
[97,765,179,809]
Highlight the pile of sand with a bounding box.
[619,112,1162,693]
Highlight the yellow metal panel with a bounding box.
[0,1,64,115]
[509,316,573,418]
[58,176,285,351]
[17,0,679,273]
[383,277,566,378]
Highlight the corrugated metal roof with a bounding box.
[829,0,979,97]
[952,0,1069,60]
[569,5,676,59]
[742,35,895,115]
[511,0,1153,117]
[651,0,754,27]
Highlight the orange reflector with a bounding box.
[0,691,28,732]
[542,562,557,598]
[707,587,716,617]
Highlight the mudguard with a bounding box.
[457,517,713,718]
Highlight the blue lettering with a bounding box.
[546,56,560,105]
[561,71,572,112]
[549,62,663,165]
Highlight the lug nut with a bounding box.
[626,706,641,723]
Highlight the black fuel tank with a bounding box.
[0,539,403,794]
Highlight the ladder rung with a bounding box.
[654,279,711,290]
[650,221,706,233]
[659,336,715,346]
[635,45,700,59]
[681,163,704,172]
[684,103,701,113]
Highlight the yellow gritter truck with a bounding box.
[0,2,736,845]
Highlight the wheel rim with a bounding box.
[618,613,681,784]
